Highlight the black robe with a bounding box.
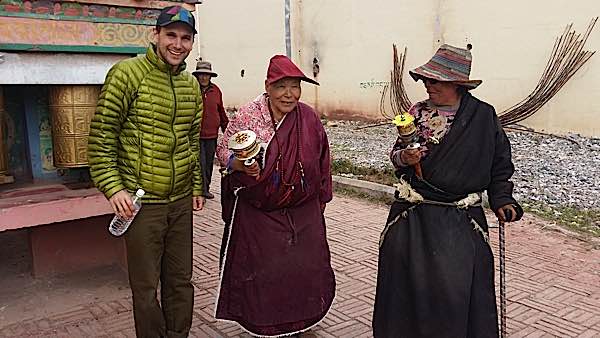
[372,93,523,338]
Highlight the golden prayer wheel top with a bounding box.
[392,113,417,137]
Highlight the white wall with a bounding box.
[195,0,287,109]
[289,0,439,120]
[441,0,600,136]
[0,53,129,84]
[197,1,600,136]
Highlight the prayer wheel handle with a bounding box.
[406,143,423,179]
[414,163,423,179]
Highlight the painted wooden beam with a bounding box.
[0,43,146,54]
[58,0,199,11]
[0,17,151,53]
[0,10,156,25]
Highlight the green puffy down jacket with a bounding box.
[88,45,203,203]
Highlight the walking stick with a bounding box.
[499,209,512,338]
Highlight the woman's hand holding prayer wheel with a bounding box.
[400,145,424,178]
[400,147,422,166]
[232,157,261,179]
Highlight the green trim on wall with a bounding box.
[0,43,145,54]
[0,11,155,25]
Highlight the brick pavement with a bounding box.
[1,175,599,337]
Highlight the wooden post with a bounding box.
[0,87,15,184]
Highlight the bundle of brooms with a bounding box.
[380,17,597,128]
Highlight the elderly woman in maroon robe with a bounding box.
[373,44,523,338]
[215,55,335,337]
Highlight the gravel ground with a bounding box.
[325,120,600,211]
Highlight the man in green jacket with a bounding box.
[87,5,203,337]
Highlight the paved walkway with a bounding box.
[1,176,599,337]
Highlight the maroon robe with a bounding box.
[216,102,335,336]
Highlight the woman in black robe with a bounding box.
[372,44,523,338]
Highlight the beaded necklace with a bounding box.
[268,100,306,192]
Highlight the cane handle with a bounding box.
[503,209,513,222]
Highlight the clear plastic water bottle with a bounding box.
[108,189,145,236]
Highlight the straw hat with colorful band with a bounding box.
[409,44,482,89]
[192,61,218,77]
[156,6,197,34]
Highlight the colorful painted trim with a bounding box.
[0,43,145,54]
[0,0,163,25]
[0,10,155,25]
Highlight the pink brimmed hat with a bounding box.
[409,44,482,89]
[266,55,319,86]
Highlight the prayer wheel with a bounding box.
[48,85,101,168]
[0,87,9,176]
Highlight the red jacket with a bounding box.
[200,83,228,139]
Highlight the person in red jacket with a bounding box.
[193,61,228,199]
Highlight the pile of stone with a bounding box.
[325,120,600,211]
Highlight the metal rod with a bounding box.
[284,0,292,58]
